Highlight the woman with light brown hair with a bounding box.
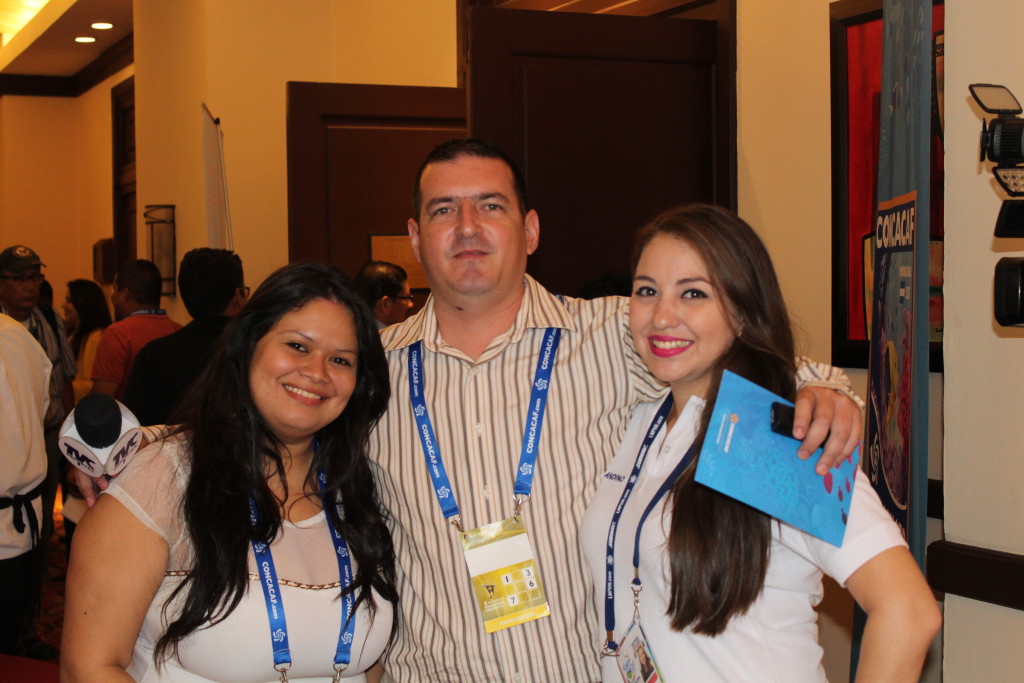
[582,204,940,682]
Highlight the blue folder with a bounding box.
[694,371,861,546]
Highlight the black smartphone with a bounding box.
[769,402,795,438]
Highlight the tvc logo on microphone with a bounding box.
[58,393,143,477]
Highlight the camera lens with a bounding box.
[990,118,1024,164]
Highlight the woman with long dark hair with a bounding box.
[581,205,940,682]
[62,263,398,682]
[63,278,112,403]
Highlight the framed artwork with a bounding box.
[829,0,944,371]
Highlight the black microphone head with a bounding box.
[75,393,122,448]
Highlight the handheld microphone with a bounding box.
[58,394,142,477]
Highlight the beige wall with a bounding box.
[942,0,1024,679]
[0,64,133,302]
[132,0,209,323]
[0,96,79,284]
[134,0,456,322]
[333,0,458,87]
[737,0,834,362]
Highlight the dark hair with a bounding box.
[178,248,244,319]
[412,138,529,217]
[66,279,112,357]
[115,259,162,307]
[155,262,397,662]
[631,204,797,636]
[354,260,408,308]
[38,278,54,307]
[574,272,632,300]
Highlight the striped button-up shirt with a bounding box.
[372,275,854,682]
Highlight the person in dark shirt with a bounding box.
[123,249,246,425]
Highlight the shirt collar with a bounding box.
[382,274,576,358]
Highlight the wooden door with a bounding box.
[287,9,727,295]
[112,76,136,276]
[469,7,721,296]
[286,83,466,278]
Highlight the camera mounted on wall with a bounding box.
[971,84,1024,326]
[969,83,1024,236]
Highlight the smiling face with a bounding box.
[630,233,738,402]
[408,155,539,308]
[249,298,359,454]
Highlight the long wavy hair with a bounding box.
[154,262,397,661]
[65,279,112,357]
[631,204,797,636]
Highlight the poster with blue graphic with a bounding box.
[867,0,931,562]
[854,1,933,674]
[864,0,937,561]
[866,192,917,538]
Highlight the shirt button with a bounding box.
[483,485,492,500]
[511,674,523,683]
[474,423,483,436]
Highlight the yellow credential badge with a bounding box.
[460,516,550,633]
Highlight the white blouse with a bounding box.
[580,395,906,682]
[106,436,394,682]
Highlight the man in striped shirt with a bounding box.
[371,139,862,682]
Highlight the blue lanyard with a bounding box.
[601,395,699,654]
[249,467,356,678]
[125,308,165,317]
[407,328,561,530]
[318,470,357,674]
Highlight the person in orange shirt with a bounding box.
[90,260,180,401]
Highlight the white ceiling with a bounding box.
[0,0,132,77]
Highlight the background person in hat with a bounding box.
[0,312,51,655]
[0,244,76,658]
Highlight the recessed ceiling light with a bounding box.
[91,22,113,30]
[75,36,96,43]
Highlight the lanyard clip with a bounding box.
[332,664,348,683]
[631,578,643,606]
[448,514,466,534]
[601,633,620,658]
[275,664,291,682]
[512,494,530,518]
[631,577,644,623]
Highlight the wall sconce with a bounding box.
[145,205,176,297]
[968,83,1024,237]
